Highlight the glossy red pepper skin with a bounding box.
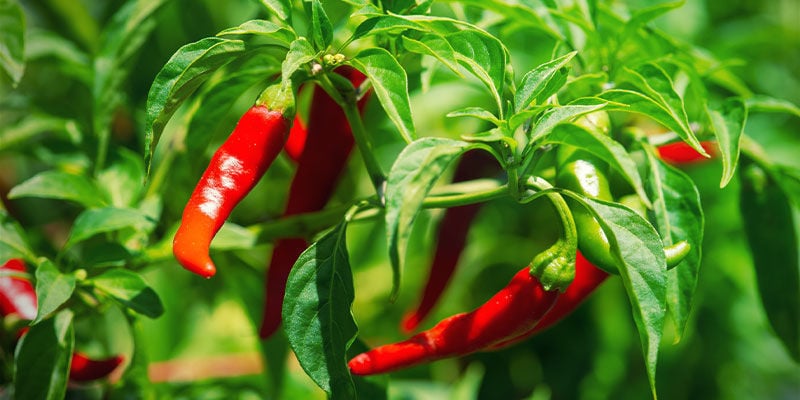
[487,251,609,349]
[401,150,498,333]
[259,66,369,339]
[348,266,559,375]
[0,258,37,320]
[657,141,715,165]
[69,352,125,382]
[173,105,289,278]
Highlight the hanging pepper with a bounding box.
[259,66,370,339]
[401,150,499,333]
[69,352,125,382]
[348,265,559,375]
[283,115,307,162]
[173,85,293,278]
[657,141,715,165]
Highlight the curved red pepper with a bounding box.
[487,251,609,350]
[173,104,290,278]
[401,150,498,333]
[259,66,370,339]
[348,266,559,375]
[0,258,37,320]
[69,352,125,382]
[657,141,715,165]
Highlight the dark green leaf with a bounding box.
[545,123,648,205]
[354,15,426,39]
[8,170,107,208]
[707,97,746,188]
[14,310,74,400]
[91,268,164,318]
[283,222,357,400]
[0,0,25,85]
[578,197,667,398]
[642,146,704,341]
[514,51,576,112]
[144,37,246,173]
[257,0,292,22]
[400,34,461,76]
[446,107,500,125]
[33,259,76,324]
[281,37,316,85]
[740,157,800,362]
[385,137,470,296]
[352,47,416,142]
[528,102,607,144]
[64,207,155,249]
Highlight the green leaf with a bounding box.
[400,34,462,76]
[642,146,704,342]
[446,29,507,115]
[283,222,357,400]
[739,157,800,362]
[385,137,470,297]
[514,51,576,112]
[745,95,800,118]
[257,0,292,22]
[211,222,257,250]
[617,63,705,155]
[0,115,82,151]
[97,148,146,208]
[442,0,563,40]
[281,37,316,85]
[0,0,25,85]
[64,207,155,249]
[446,107,501,125]
[545,123,649,206]
[527,101,608,145]
[91,268,164,318]
[309,0,333,50]
[354,15,426,39]
[14,310,74,400]
[8,170,107,208]
[144,37,246,173]
[0,211,35,262]
[217,19,295,46]
[578,197,666,398]
[33,259,76,324]
[599,89,698,148]
[351,47,416,142]
[623,1,685,37]
[707,97,746,188]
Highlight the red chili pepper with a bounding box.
[173,102,290,278]
[656,141,715,165]
[69,352,125,382]
[259,66,370,339]
[487,251,609,350]
[348,266,559,375]
[401,150,498,333]
[0,258,37,321]
[284,115,307,162]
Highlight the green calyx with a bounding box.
[530,193,578,292]
[256,83,296,118]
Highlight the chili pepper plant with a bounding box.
[1,0,798,399]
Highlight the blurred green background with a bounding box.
[2,0,798,399]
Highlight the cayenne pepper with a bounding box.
[348,266,559,375]
[259,66,370,338]
[657,141,715,165]
[173,85,293,278]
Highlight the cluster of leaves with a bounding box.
[1,0,798,399]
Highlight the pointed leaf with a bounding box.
[352,47,415,142]
[91,268,164,318]
[144,37,246,172]
[217,19,295,46]
[446,29,507,115]
[0,0,25,85]
[0,211,35,262]
[707,98,746,188]
[385,138,470,297]
[257,0,291,22]
[283,222,357,400]
[309,0,333,50]
[8,170,107,208]
[64,207,155,249]
[514,51,576,112]
[745,95,800,118]
[33,260,76,324]
[528,102,607,144]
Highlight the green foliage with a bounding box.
[1,0,798,399]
